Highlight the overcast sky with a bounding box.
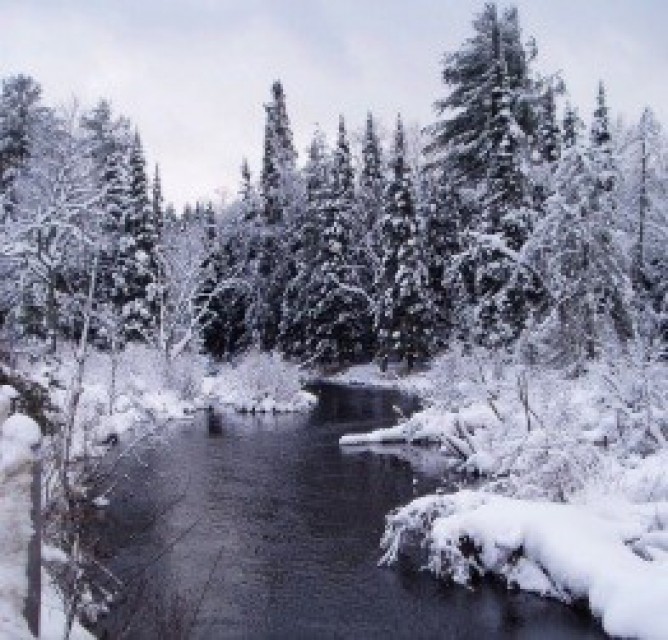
[1,0,666,208]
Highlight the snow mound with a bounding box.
[381,490,668,640]
[0,413,40,640]
[201,351,317,413]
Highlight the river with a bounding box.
[94,383,605,639]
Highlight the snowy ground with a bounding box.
[16,345,316,462]
[337,350,668,638]
[0,398,41,640]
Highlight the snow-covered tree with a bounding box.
[617,108,668,350]
[375,116,432,370]
[279,127,329,358]
[523,104,634,367]
[0,75,44,197]
[424,2,535,186]
[1,104,101,351]
[123,132,161,339]
[300,116,372,364]
[248,81,301,350]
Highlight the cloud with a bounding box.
[1,0,666,208]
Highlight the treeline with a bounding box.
[0,2,666,372]
[200,2,667,369]
[0,75,217,359]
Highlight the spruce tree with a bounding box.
[249,81,299,350]
[537,85,561,163]
[523,88,633,367]
[0,75,43,196]
[301,116,371,364]
[425,2,535,186]
[375,116,432,370]
[279,128,329,358]
[124,131,160,339]
[473,18,540,347]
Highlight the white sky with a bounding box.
[1,0,666,209]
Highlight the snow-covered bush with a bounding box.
[200,350,317,413]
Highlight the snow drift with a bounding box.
[381,490,668,640]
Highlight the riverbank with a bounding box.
[335,350,668,639]
[3,343,317,638]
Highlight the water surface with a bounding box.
[96,383,605,639]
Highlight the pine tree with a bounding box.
[375,116,432,370]
[537,85,561,164]
[425,2,535,186]
[124,131,160,339]
[260,80,297,225]
[239,158,260,222]
[279,128,329,358]
[562,103,583,150]
[0,75,43,196]
[248,81,300,350]
[421,166,461,346]
[357,112,385,291]
[359,112,384,231]
[152,164,164,237]
[472,17,539,347]
[590,81,616,195]
[523,91,633,367]
[300,116,372,364]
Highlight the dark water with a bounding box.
[96,383,605,639]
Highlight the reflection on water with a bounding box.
[96,383,604,639]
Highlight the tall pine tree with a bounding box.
[375,116,432,370]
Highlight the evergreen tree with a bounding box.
[537,85,561,164]
[124,131,160,338]
[0,75,43,197]
[425,2,535,186]
[152,163,164,238]
[249,81,300,350]
[260,80,297,225]
[279,128,329,358]
[562,103,583,149]
[300,116,372,364]
[590,81,616,195]
[375,116,432,370]
[359,112,384,232]
[523,94,633,367]
[421,166,461,346]
[357,111,385,305]
[472,16,540,347]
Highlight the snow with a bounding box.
[381,490,668,640]
[201,351,317,413]
[19,343,204,459]
[338,350,668,637]
[324,361,432,395]
[0,412,40,640]
[41,569,94,640]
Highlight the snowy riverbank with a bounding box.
[0,400,40,639]
[337,351,668,638]
[15,345,317,462]
[201,351,317,413]
[381,490,668,640]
